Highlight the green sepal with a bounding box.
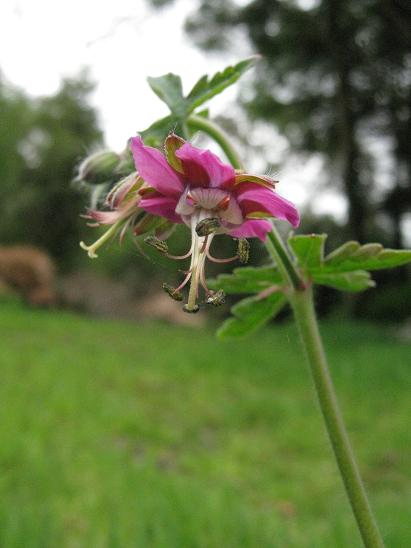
[208,265,283,295]
[217,292,287,340]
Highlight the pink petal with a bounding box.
[139,194,182,224]
[86,209,126,225]
[235,184,300,228]
[228,219,272,241]
[218,196,244,225]
[130,137,184,198]
[175,143,235,189]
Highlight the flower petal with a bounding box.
[130,136,184,198]
[176,142,235,189]
[218,196,244,225]
[236,184,300,228]
[228,219,272,241]
[139,194,182,224]
[86,208,131,225]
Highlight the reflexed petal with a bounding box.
[86,209,128,225]
[236,184,300,228]
[139,194,182,223]
[176,143,235,189]
[228,219,272,241]
[130,136,184,198]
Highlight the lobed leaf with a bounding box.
[217,292,287,340]
[208,265,282,295]
[322,245,411,273]
[312,271,375,292]
[324,241,360,266]
[288,235,411,292]
[288,234,327,269]
[147,74,185,117]
[139,115,179,147]
[185,56,260,114]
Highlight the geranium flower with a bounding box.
[131,134,299,312]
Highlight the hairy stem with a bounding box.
[187,115,244,170]
[266,223,302,290]
[290,288,384,547]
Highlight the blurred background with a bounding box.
[0,0,410,546]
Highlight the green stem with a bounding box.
[187,115,244,170]
[290,288,385,548]
[266,223,301,290]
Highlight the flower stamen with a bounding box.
[80,218,125,259]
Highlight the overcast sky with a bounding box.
[0,0,348,217]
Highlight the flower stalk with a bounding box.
[289,288,385,547]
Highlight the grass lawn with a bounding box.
[0,300,410,547]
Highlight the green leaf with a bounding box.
[322,245,411,273]
[147,74,185,117]
[208,265,282,295]
[185,56,260,114]
[287,235,411,292]
[139,115,179,147]
[288,234,327,269]
[312,271,375,292]
[217,292,287,340]
[324,241,361,266]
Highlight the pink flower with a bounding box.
[131,134,299,312]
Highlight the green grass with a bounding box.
[0,300,410,547]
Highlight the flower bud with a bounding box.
[76,150,122,185]
[196,217,221,237]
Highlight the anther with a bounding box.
[162,283,183,301]
[237,238,250,264]
[144,235,169,254]
[206,289,226,306]
[195,217,220,237]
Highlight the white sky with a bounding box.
[0,0,345,218]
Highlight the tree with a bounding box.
[149,0,411,245]
[0,73,103,267]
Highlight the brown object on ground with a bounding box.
[0,245,56,306]
[60,271,205,327]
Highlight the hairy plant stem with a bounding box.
[187,115,244,170]
[289,287,385,548]
[194,118,384,546]
[266,224,384,547]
